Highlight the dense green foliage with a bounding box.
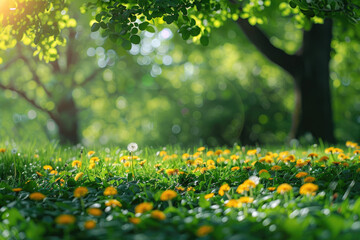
[0,142,360,239]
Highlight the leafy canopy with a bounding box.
[1,0,360,60]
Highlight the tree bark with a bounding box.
[293,19,335,143]
[237,18,336,143]
[52,95,79,145]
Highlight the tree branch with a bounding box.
[0,82,57,120]
[235,18,302,78]
[17,46,53,98]
[75,68,103,87]
[0,57,20,71]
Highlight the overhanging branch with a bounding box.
[0,82,57,120]
[236,18,302,78]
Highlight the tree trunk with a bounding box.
[291,19,335,143]
[53,95,79,145]
[236,18,336,143]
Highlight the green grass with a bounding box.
[0,142,360,240]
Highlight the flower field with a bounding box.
[1,142,360,240]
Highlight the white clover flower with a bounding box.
[127,142,138,152]
[249,176,260,185]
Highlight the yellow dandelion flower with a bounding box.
[103,186,118,196]
[204,193,215,200]
[50,170,58,175]
[105,199,122,208]
[239,196,254,204]
[72,160,82,168]
[223,149,231,155]
[0,148,6,153]
[307,153,318,158]
[84,220,96,229]
[182,153,190,159]
[29,192,46,201]
[87,208,102,216]
[215,150,223,156]
[43,165,53,171]
[295,172,308,178]
[89,163,96,169]
[259,169,268,175]
[55,214,76,225]
[129,217,141,224]
[271,165,281,171]
[175,186,185,191]
[135,202,153,214]
[196,225,214,237]
[243,179,256,188]
[151,210,166,220]
[277,183,292,194]
[231,166,240,171]
[236,184,249,194]
[299,183,318,195]
[87,151,95,157]
[12,188,22,192]
[160,190,177,201]
[304,176,316,183]
[74,186,88,198]
[206,151,214,156]
[218,183,231,196]
[225,199,242,208]
[75,172,84,181]
[197,147,206,152]
[268,187,276,191]
[187,187,195,192]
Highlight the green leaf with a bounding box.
[200,35,209,46]
[182,31,190,40]
[91,22,100,32]
[146,26,155,33]
[130,35,141,44]
[190,26,201,36]
[139,22,149,30]
[289,1,297,8]
[131,28,139,34]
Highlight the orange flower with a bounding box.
[87,208,102,216]
[43,165,53,171]
[299,183,318,195]
[74,186,88,198]
[84,220,96,229]
[218,183,230,196]
[12,188,22,192]
[151,210,166,220]
[304,176,316,183]
[196,225,214,237]
[225,199,242,208]
[72,160,82,168]
[103,186,118,196]
[160,190,177,201]
[271,165,281,171]
[135,202,153,214]
[105,199,122,208]
[129,217,141,224]
[204,193,215,200]
[29,192,46,201]
[55,214,76,225]
[295,172,308,178]
[277,183,292,194]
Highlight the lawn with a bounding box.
[1,142,360,240]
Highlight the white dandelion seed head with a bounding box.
[127,142,138,152]
[11,148,17,154]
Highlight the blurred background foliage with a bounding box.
[0,2,359,147]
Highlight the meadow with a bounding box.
[1,141,360,240]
